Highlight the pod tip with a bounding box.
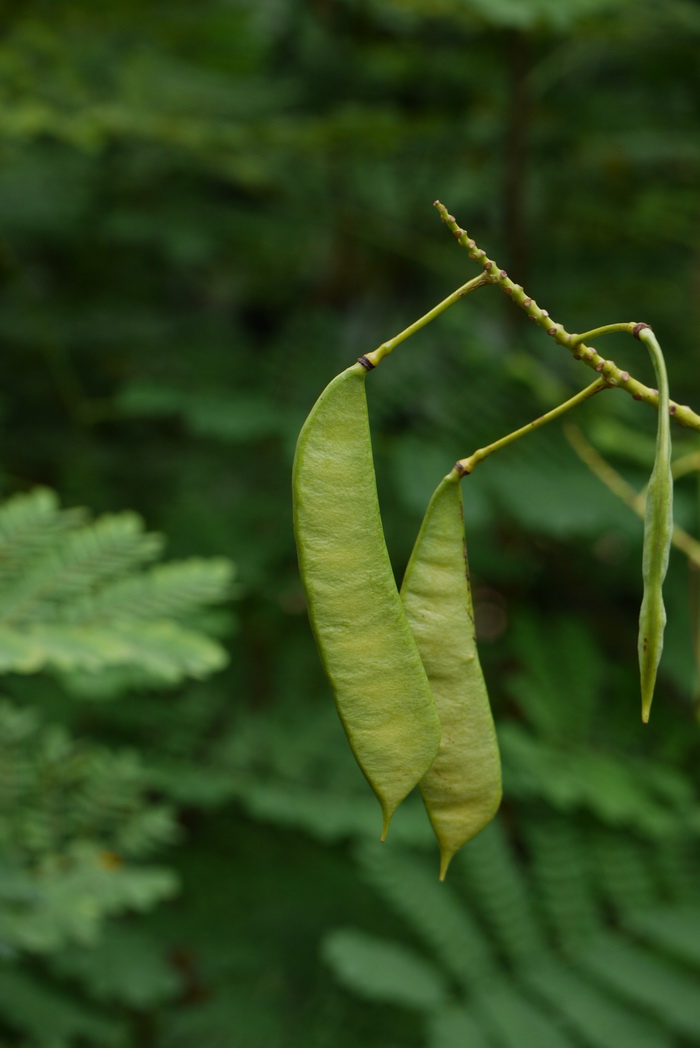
[438,850,454,882]
[641,693,652,724]
[380,812,391,843]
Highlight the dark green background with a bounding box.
[1,2,700,1045]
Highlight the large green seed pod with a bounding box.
[292,363,440,837]
[401,468,501,879]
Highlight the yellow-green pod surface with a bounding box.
[401,469,501,880]
[292,362,440,837]
[638,327,673,724]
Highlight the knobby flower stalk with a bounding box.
[360,204,699,484]
[434,201,700,434]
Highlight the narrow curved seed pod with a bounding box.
[401,468,501,879]
[637,327,673,723]
[292,362,441,837]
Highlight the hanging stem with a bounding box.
[671,451,700,481]
[364,272,488,367]
[456,377,607,475]
[434,201,700,433]
[571,323,638,346]
[565,424,700,569]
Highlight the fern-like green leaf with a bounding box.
[0,699,177,860]
[0,698,180,957]
[454,818,547,967]
[586,826,658,916]
[473,978,575,1048]
[355,842,500,991]
[0,488,85,589]
[322,928,448,1011]
[507,614,602,743]
[106,620,227,680]
[624,905,700,967]
[523,816,600,950]
[576,932,700,1041]
[234,779,381,843]
[232,778,433,847]
[0,965,124,1046]
[1,843,178,953]
[522,958,672,1048]
[501,725,687,837]
[650,836,700,903]
[0,512,163,624]
[49,923,181,1008]
[63,557,235,624]
[118,382,283,443]
[0,490,234,691]
[426,1004,491,1048]
[0,620,226,680]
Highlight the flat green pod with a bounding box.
[292,362,441,837]
[401,469,501,879]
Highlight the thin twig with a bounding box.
[564,424,700,569]
[435,202,700,433]
[365,272,488,368]
[457,379,607,474]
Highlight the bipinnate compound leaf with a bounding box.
[0,966,123,1046]
[456,819,547,965]
[522,958,671,1048]
[0,488,234,689]
[624,905,700,968]
[473,979,575,1048]
[1,844,178,953]
[322,928,448,1011]
[49,924,181,1008]
[355,842,498,990]
[576,933,700,1040]
[426,1005,491,1048]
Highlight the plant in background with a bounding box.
[232,613,700,1047]
[1,3,699,1043]
[0,487,235,1046]
[0,487,232,686]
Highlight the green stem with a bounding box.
[670,451,700,481]
[565,423,700,568]
[364,272,488,367]
[564,423,645,511]
[634,451,700,504]
[456,377,607,475]
[434,201,700,433]
[571,323,637,346]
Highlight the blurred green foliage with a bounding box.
[0,0,699,1045]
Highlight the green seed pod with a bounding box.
[401,468,501,879]
[292,363,441,837]
[637,328,673,723]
